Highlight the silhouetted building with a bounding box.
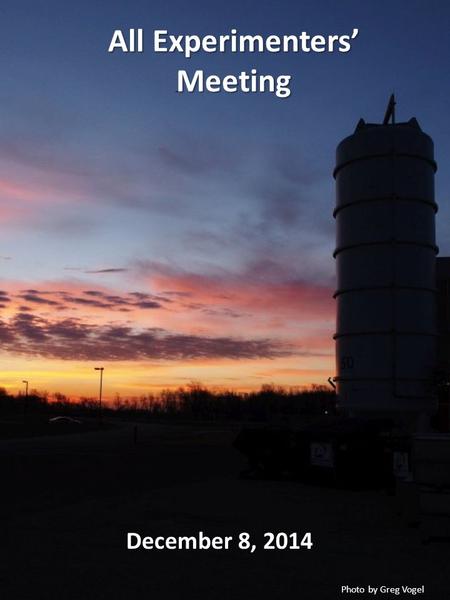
[436,257,450,429]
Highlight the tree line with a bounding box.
[0,383,336,422]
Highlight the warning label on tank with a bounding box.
[310,443,334,467]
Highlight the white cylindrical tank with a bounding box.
[334,115,438,419]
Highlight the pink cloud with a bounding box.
[140,261,334,321]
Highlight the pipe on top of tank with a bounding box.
[383,93,396,125]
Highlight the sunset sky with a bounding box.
[1,0,450,399]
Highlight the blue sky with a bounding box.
[0,0,448,396]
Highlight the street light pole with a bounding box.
[94,367,104,424]
[22,380,29,424]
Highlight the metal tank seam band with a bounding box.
[333,284,437,298]
[333,330,438,340]
[333,152,437,178]
[333,196,438,218]
[333,239,438,258]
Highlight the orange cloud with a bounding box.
[0,269,335,397]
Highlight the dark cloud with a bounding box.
[156,135,237,177]
[85,268,128,274]
[129,291,172,303]
[19,293,60,306]
[162,290,192,298]
[134,300,163,309]
[66,296,112,308]
[0,311,290,362]
[83,290,104,296]
[11,312,48,342]
[13,289,165,312]
[202,307,247,319]
[63,267,128,274]
[0,320,15,343]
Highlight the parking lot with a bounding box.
[0,422,447,599]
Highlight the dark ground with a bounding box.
[0,422,448,600]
